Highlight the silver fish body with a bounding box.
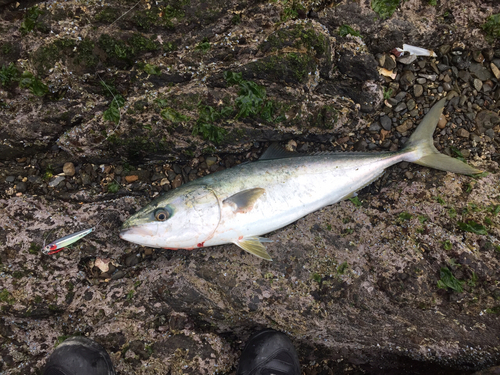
[119,99,481,260]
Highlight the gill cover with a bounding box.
[120,184,220,249]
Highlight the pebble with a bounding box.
[6,176,15,183]
[457,129,470,138]
[414,84,423,97]
[446,90,459,100]
[400,71,415,87]
[206,156,217,167]
[443,82,452,91]
[396,120,412,133]
[458,70,471,82]
[48,175,65,188]
[171,174,183,188]
[394,91,407,103]
[380,115,392,131]
[416,78,426,84]
[16,181,27,192]
[397,54,417,65]
[406,99,416,112]
[473,78,483,92]
[369,122,381,133]
[125,253,139,267]
[438,114,447,129]
[63,162,75,177]
[125,175,139,183]
[394,102,406,112]
[469,62,492,81]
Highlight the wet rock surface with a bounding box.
[0,0,500,374]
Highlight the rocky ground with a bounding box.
[0,0,500,374]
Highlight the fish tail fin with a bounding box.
[402,98,482,175]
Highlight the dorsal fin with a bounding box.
[259,143,306,160]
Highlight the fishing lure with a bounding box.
[42,219,102,255]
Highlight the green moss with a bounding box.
[1,43,13,55]
[337,262,349,275]
[398,212,412,222]
[12,270,24,279]
[98,33,159,67]
[0,289,14,304]
[371,0,400,19]
[95,7,120,23]
[0,63,20,88]
[192,105,227,144]
[348,196,362,207]
[20,6,42,35]
[261,24,327,58]
[442,240,452,250]
[107,181,120,193]
[19,71,48,96]
[437,267,464,293]
[29,242,41,255]
[457,221,488,235]
[482,13,500,42]
[339,25,361,37]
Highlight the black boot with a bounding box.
[237,329,301,375]
[43,336,115,375]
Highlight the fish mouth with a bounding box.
[119,224,158,241]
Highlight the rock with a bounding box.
[416,78,426,84]
[380,115,392,131]
[125,253,140,267]
[16,181,27,192]
[383,54,396,70]
[446,90,459,100]
[491,63,500,79]
[337,53,379,81]
[394,91,407,103]
[476,110,500,129]
[438,114,447,129]
[406,99,416,111]
[394,102,406,112]
[63,162,75,177]
[457,128,470,138]
[5,175,15,183]
[206,156,217,167]
[400,71,415,87]
[472,50,484,63]
[414,84,423,97]
[369,122,381,133]
[171,174,183,189]
[48,175,65,187]
[396,120,412,133]
[473,78,483,92]
[125,175,139,183]
[470,62,493,81]
[397,54,417,65]
[443,82,452,91]
[458,70,471,82]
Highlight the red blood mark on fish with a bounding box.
[197,242,204,248]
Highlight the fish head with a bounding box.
[120,184,220,249]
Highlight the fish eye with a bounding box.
[155,209,169,221]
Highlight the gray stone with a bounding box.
[416,78,426,84]
[458,70,471,82]
[394,102,407,112]
[473,78,483,92]
[394,91,407,103]
[400,71,415,87]
[446,90,459,100]
[16,181,27,192]
[5,176,15,183]
[380,116,392,131]
[406,99,416,111]
[469,62,493,81]
[397,54,417,65]
[369,122,381,133]
[414,84,423,97]
[48,175,65,188]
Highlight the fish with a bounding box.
[119,98,481,260]
[43,219,102,255]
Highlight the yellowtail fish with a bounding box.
[119,99,481,260]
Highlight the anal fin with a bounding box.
[234,236,273,261]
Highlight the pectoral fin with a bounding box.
[223,188,265,213]
[234,236,273,261]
